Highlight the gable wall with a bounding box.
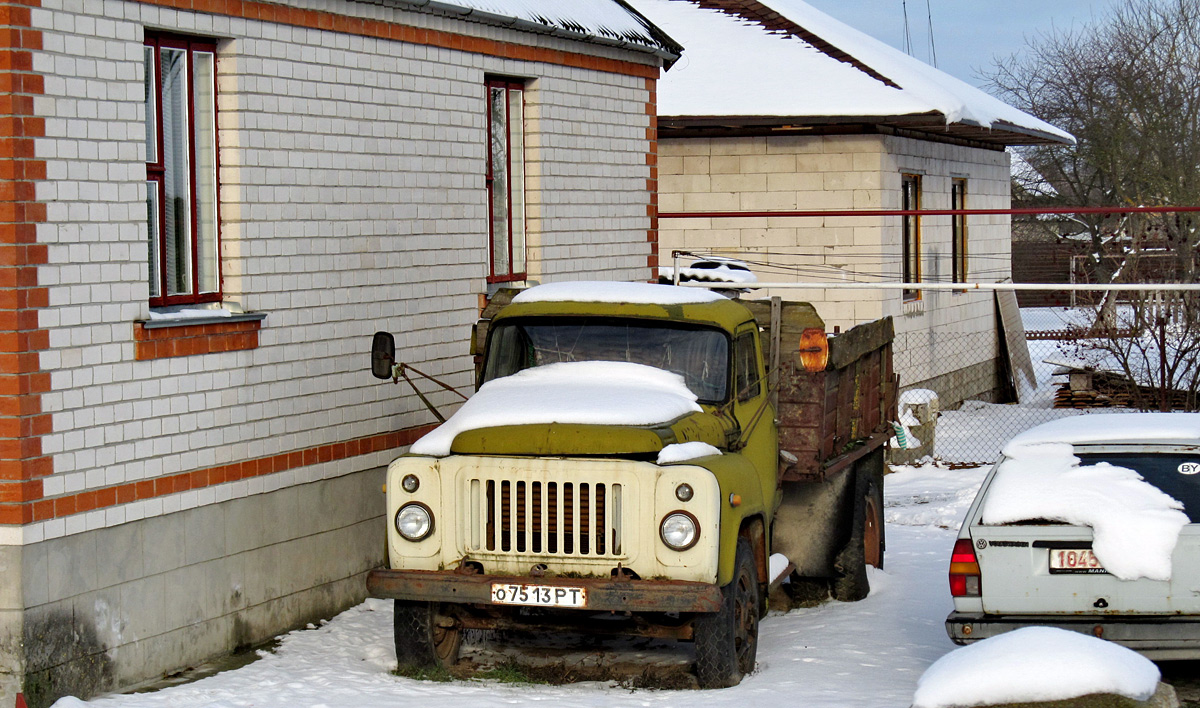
[658,133,1013,406]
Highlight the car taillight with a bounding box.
[949,538,981,597]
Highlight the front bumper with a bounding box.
[368,568,723,614]
[947,611,1200,659]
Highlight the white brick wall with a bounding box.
[29,0,656,527]
[659,133,1013,398]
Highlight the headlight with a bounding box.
[659,511,699,551]
[395,503,434,541]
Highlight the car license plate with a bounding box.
[1049,548,1108,574]
[490,583,587,608]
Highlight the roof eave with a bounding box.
[380,0,682,66]
[659,113,1073,146]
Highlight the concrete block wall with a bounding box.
[0,0,661,703]
[658,132,1012,404]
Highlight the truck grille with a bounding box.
[463,477,624,558]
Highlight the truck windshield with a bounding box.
[483,318,730,402]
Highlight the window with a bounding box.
[485,79,526,283]
[734,332,761,402]
[145,33,220,306]
[951,178,968,284]
[901,174,921,301]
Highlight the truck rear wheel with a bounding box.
[864,475,884,570]
[694,537,759,688]
[832,459,883,601]
[393,600,461,670]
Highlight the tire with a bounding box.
[864,475,885,570]
[694,537,760,688]
[393,600,461,670]
[831,461,878,602]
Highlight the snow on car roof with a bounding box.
[981,441,1188,581]
[628,0,1072,143]
[409,362,701,456]
[912,627,1160,708]
[1002,412,1200,456]
[511,280,725,305]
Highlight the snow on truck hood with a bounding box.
[409,362,703,457]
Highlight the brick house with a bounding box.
[0,0,678,704]
[631,0,1072,405]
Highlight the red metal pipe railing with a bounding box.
[659,205,1200,219]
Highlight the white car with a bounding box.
[946,413,1200,658]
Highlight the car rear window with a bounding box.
[1076,452,1200,522]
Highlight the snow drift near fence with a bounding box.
[980,442,1187,581]
[410,362,702,457]
[912,626,1160,708]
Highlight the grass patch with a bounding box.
[392,664,455,683]
[473,661,551,685]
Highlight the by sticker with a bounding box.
[1179,462,1200,475]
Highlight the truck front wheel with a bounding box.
[693,537,759,688]
[393,600,461,670]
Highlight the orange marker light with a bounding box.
[729,493,742,507]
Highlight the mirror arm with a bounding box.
[392,363,471,425]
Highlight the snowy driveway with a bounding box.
[59,465,986,708]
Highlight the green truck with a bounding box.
[367,281,897,687]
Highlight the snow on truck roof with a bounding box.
[512,280,726,305]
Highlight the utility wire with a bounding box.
[925,0,938,66]
[902,0,913,55]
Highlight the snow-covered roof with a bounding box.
[401,0,682,63]
[628,0,1073,146]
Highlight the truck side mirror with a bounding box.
[371,331,396,380]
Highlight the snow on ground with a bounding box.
[913,627,1161,708]
[60,465,986,708]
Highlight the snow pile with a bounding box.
[980,442,1187,580]
[410,362,702,456]
[657,441,721,464]
[661,258,759,285]
[511,281,724,305]
[912,626,1160,708]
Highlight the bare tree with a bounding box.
[989,0,1200,409]
[990,0,1200,279]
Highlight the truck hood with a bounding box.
[408,362,728,457]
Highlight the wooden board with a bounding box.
[995,289,1037,403]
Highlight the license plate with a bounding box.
[1049,548,1108,574]
[490,583,587,608]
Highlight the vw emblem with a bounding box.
[975,538,987,550]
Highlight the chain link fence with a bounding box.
[888,285,1200,469]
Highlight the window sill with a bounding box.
[134,312,266,360]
